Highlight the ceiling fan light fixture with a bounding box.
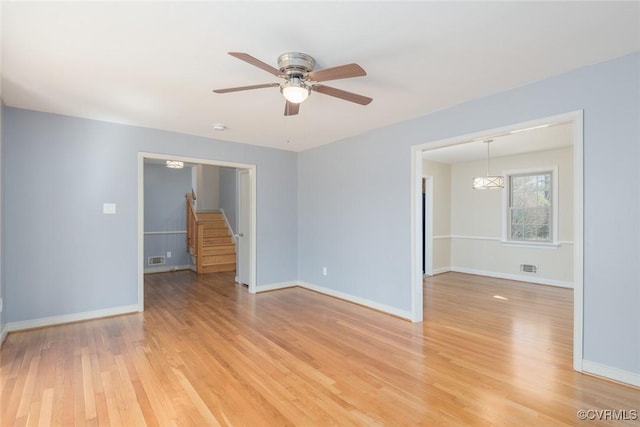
[281,77,310,104]
[213,51,372,116]
[166,160,184,169]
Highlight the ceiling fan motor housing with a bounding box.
[277,52,315,78]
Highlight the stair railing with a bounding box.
[186,192,199,258]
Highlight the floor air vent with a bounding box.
[148,256,166,265]
[520,264,538,274]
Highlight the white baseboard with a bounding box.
[0,324,8,348]
[449,267,573,288]
[298,281,413,321]
[431,267,451,276]
[255,281,297,293]
[6,304,140,333]
[582,360,640,388]
[144,265,191,274]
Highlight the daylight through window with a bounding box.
[508,172,552,242]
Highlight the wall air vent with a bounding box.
[148,256,166,265]
[520,264,538,274]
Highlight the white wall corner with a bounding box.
[582,360,640,388]
[254,281,298,293]
[431,267,452,276]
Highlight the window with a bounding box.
[503,167,558,245]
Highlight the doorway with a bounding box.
[411,110,584,372]
[137,152,258,310]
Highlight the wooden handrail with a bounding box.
[186,193,199,257]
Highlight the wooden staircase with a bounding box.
[186,194,236,274]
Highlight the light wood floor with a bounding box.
[2,271,639,426]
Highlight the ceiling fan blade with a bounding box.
[213,83,279,94]
[313,85,373,105]
[308,63,366,82]
[228,52,281,77]
[284,101,300,116]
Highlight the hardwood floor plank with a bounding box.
[36,388,53,427]
[2,271,639,425]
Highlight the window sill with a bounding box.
[501,240,560,249]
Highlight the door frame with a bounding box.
[410,110,584,372]
[236,169,251,287]
[137,152,258,311]
[423,177,433,276]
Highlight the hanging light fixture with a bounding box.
[473,139,504,189]
[166,160,184,169]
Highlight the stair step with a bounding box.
[201,254,236,265]
[199,219,227,228]
[201,244,236,256]
[203,236,234,245]
[197,211,223,221]
[201,263,236,273]
[203,228,229,237]
[190,208,236,274]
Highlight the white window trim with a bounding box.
[501,165,559,248]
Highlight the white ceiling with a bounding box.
[2,1,638,152]
[422,121,574,164]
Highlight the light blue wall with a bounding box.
[2,53,638,378]
[0,102,5,334]
[3,108,297,322]
[219,167,237,234]
[144,163,192,269]
[298,52,640,375]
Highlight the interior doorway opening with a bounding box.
[410,110,584,372]
[137,153,258,310]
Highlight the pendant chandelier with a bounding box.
[166,160,184,169]
[473,139,504,189]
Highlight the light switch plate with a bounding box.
[103,203,117,214]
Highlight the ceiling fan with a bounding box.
[213,52,373,116]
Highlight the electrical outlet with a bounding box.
[322,267,327,276]
[167,251,172,258]
[0,298,3,313]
